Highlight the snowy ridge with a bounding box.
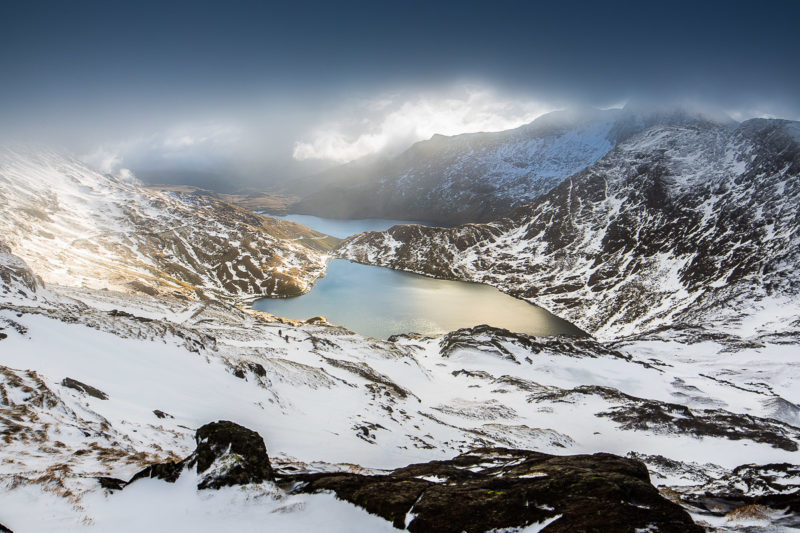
[292,106,729,224]
[0,149,337,301]
[339,119,800,339]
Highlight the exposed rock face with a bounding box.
[128,420,274,490]
[0,149,339,301]
[533,385,800,451]
[439,325,616,362]
[290,447,703,532]
[190,421,274,489]
[60,377,109,400]
[118,422,702,531]
[696,463,800,505]
[0,242,42,299]
[637,455,800,528]
[291,107,713,225]
[339,118,800,338]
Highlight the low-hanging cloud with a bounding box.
[81,122,242,179]
[292,87,553,164]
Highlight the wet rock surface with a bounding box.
[288,447,703,533]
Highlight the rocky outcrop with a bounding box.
[290,447,703,532]
[439,325,614,362]
[127,420,274,490]
[0,242,42,298]
[60,378,109,400]
[636,455,800,528]
[115,423,706,531]
[534,385,800,451]
[189,421,274,489]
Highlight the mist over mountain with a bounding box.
[288,104,737,224]
[339,116,800,337]
[2,1,800,532]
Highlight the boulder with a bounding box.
[189,420,274,489]
[125,420,273,490]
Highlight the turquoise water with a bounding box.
[253,259,583,339]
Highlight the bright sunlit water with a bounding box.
[254,216,583,339]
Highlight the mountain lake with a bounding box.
[254,214,584,339]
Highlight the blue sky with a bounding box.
[2,0,798,187]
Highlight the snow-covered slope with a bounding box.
[339,118,800,339]
[1,277,799,530]
[0,149,338,300]
[292,107,729,224]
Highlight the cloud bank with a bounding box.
[81,122,242,182]
[292,87,553,164]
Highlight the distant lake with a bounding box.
[266,214,432,239]
[254,216,583,339]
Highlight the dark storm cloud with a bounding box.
[1,0,798,186]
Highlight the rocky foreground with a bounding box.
[108,420,703,533]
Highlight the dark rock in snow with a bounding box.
[320,355,413,399]
[60,378,108,400]
[129,460,185,484]
[189,420,274,489]
[125,420,274,490]
[679,461,800,522]
[247,362,267,377]
[97,476,128,491]
[439,325,610,363]
[0,241,43,297]
[289,447,703,532]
